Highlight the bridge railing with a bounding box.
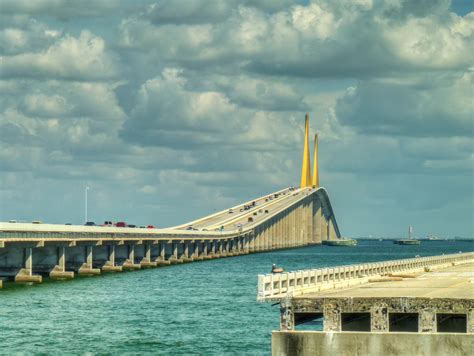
[257,252,474,301]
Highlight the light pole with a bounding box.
[85,186,90,223]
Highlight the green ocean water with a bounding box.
[1,240,472,354]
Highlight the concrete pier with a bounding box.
[258,253,474,356]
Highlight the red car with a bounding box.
[115,221,127,227]
[147,225,155,229]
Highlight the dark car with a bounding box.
[103,221,113,226]
[85,221,95,226]
[127,224,136,228]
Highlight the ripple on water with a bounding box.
[0,240,472,354]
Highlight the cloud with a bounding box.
[0,19,61,55]
[335,72,473,137]
[0,1,472,237]
[119,0,473,78]
[0,0,122,19]
[1,31,119,81]
[121,68,302,151]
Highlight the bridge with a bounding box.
[0,114,341,287]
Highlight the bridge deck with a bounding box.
[298,262,474,300]
[270,254,474,355]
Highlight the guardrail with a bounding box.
[257,252,474,301]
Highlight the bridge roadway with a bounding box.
[0,186,340,287]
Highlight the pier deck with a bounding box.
[259,253,474,356]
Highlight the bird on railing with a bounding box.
[272,264,284,273]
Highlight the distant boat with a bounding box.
[393,239,421,245]
[322,238,357,247]
[394,225,421,245]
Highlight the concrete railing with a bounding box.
[257,252,474,301]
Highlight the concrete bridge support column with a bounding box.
[291,207,296,247]
[193,241,202,260]
[226,239,233,256]
[298,205,303,246]
[15,248,42,283]
[236,237,243,254]
[249,233,256,253]
[102,245,122,272]
[254,228,260,252]
[329,219,337,240]
[243,235,249,254]
[323,304,341,332]
[170,241,183,264]
[194,241,203,261]
[79,246,100,275]
[50,247,74,280]
[371,304,389,332]
[307,201,313,244]
[312,200,322,244]
[419,310,436,332]
[321,214,328,241]
[203,241,211,260]
[219,240,226,257]
[263,224,268,251]
[140,243,157,267]
[123,245,141,270]
[156,241,171,266]
[209,240,216,258]
[182,241,192,262]
[278,215,283,248]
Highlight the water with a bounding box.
[1,240,472,354]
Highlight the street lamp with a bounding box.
[85,186,90,223]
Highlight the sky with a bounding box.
[0,0,472,238]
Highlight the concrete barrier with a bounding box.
[257,252,474,301]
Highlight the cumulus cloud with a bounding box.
[0,0,472,236]
[120,0,473,78]
[121,68,302,151]
[335,72,473,137]
[0,19,61,55]
[1,31,118,80]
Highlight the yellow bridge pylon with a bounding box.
[300,113,312,188]
[300,113,319,188]
[312,133,319,187]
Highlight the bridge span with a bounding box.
[0,113,340,288]
[0,186,340,287]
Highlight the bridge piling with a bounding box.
[102,245,122,272]
[15,248,42,283]
[140,243,157,267]
[50,246,74,280]
[123,244,141,270]
[78,246,100,275]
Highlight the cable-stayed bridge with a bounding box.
[0,114,341,287]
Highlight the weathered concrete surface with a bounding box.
[297,262,474,299]
[272,331,473,356]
